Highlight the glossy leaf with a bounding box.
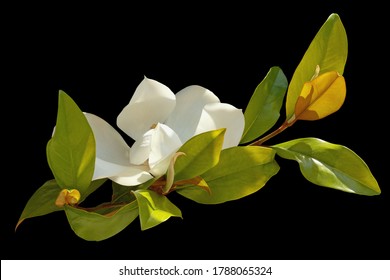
[241,66,288,144]
[64,201,138,241]
[286,13,347,120]
[46,91,95,194]
[177,146,280,204]
[272,138,380,195]
[133,189,182,230]
[16,180,62,229]
[293,71,346,121]
[174,129,225,181]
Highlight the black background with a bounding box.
[3,2,388,260]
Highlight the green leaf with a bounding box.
[133,189,182,230]
[272,138,380,196]
[111,181,138,204]
[286,13,348,121]
[46,91,95,194]
[175,176,211,195]
[240,66,288,144]
[177,146,280,204]
[16,180,62,230]
[174,129,225,181]
[64,201,139,241]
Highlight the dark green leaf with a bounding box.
[241,67,287,144]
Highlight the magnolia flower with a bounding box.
[85,77,245,186]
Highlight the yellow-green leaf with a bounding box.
[16,180,62,230]
[272,138,381,196]
[64,201,138,241]
[46,91,95,194]
[177,146,279,204]
[16,179,107,230]
[286,13,347,120]
[292,71,346,122]
[174,176,211,195]
[174,129,225,181]
[133,189,182,230]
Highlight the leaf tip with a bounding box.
[327,13,341,23]
[15,219,24,231]
[58,89,68,99]
[371,185,381,196]
[216,127,227,136]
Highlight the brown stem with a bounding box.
[249,120,293,146]
[74,202,127,212]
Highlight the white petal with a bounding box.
[165,85,220,143]
[109,166,154,186]
[129,123,182,177]
[92,158,130,180]
[84,113,132,180]
[195,103,245,149]
[149,123,182,176]
[117,77,176,140]
[129,129,153,165]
